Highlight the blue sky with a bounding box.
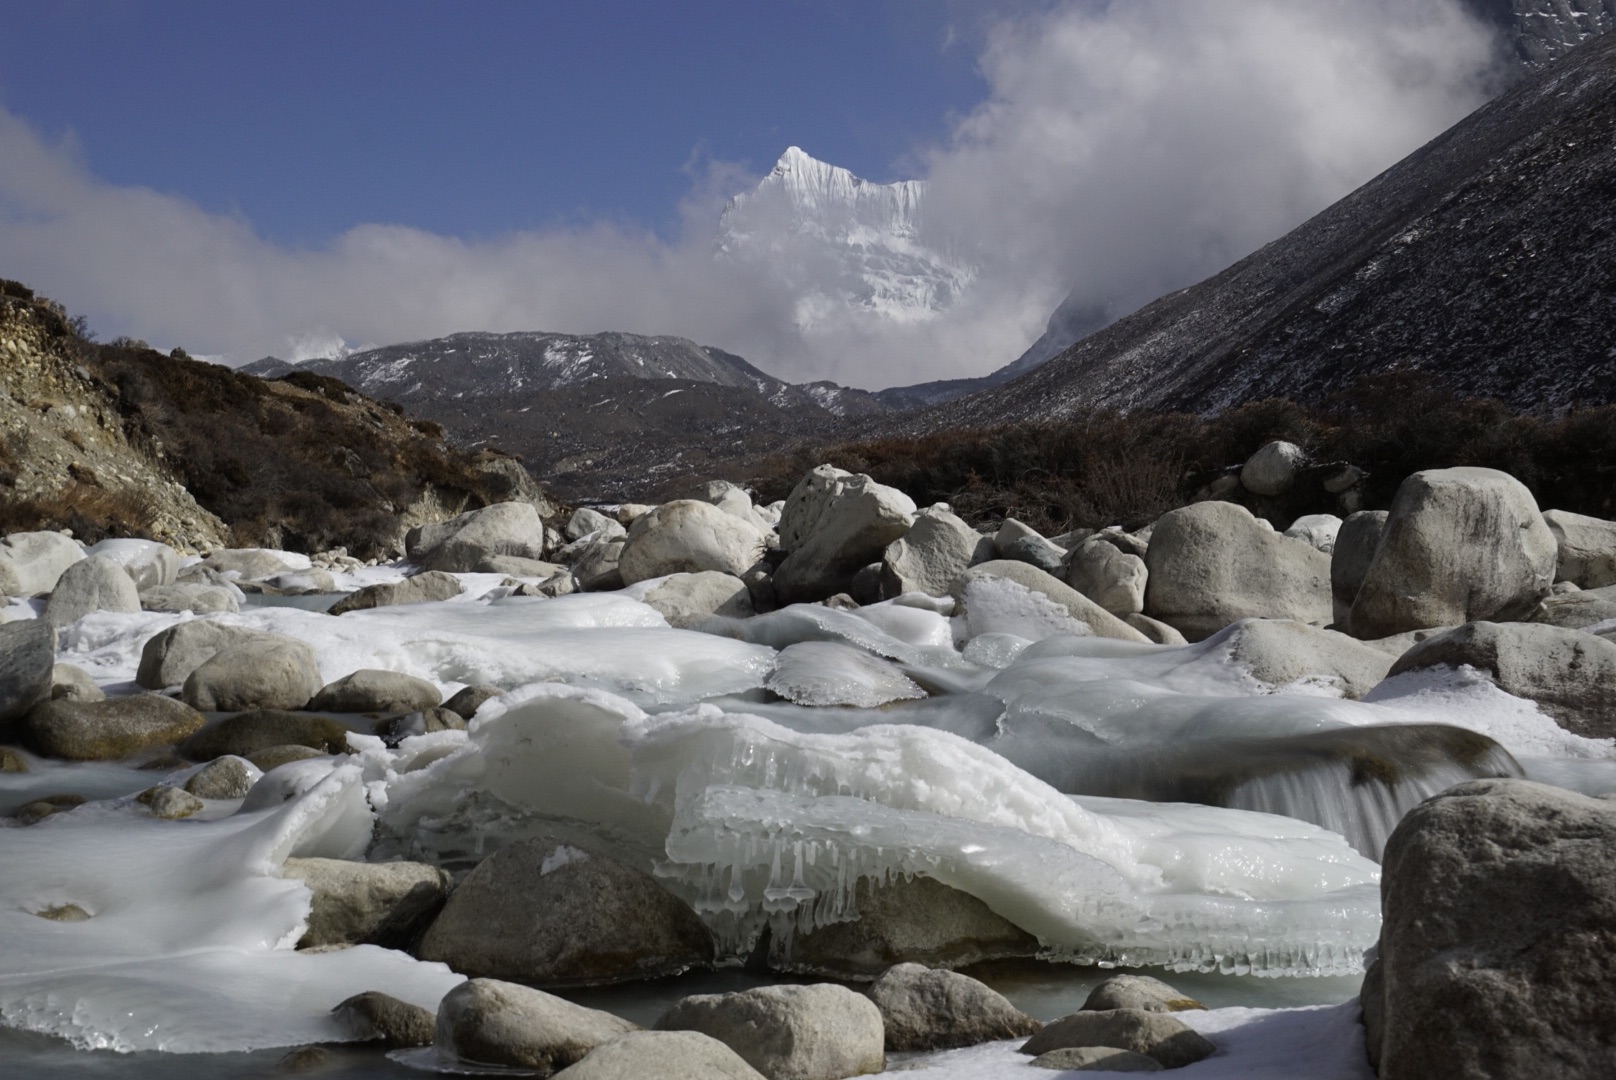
[0,1,999,246]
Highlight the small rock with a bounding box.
[44,556,141,629]
[263,568,338,594]
[565,507,626,543]
[552,1031,766,1080]
[50,662,104,702]
[655,983,885,1080]
[434,978,638,1071]
[34,902,91,921]
[868,963,1042,1051]
[275,1046,331,1072]
[999,534,1068,576]
[1029,1046,1163,1071]
[328,571,463,615]
[571,538,626,591]
[182,709,351,760]
[0,746,28,772]
[202,548,304,580]
[443,684,501,720]
[1021,1009,1215,1068]
[181,638,325,712]
[1122,613,1187,645]
[332,991,437,1048]
[139,582,240,614]
[1081,975,1205,1014]
[248,744,330,771]
[282,857,452,949]
[476,554,565,577]
[136,784,205,819]
[183,755,259,799]
[12,793,85,825]
[21,694,206,760]
[309,669,442,714]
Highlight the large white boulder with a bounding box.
[1352,468,1556,640]
[84,538,180,590]
[879,505,993,598]
[632,571,754,628]
[1283,513,1343,553]
[407,502,547,573]
[1543,509,1616,589]
[565,507,626,544]
[136,620,280,690]
[1240,440,1307,496]
[180,638,325,712]
[952,561,1150,643]
[0,531,84,597]
[1143,501,1331,641]
[1066,537,1147,616]
[44,555,141,629]
[774,466,916,604]
[618,500,766,585]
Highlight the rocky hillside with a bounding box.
[897,29,1616,434]
[0,281,227,551]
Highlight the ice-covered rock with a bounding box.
[20,694,205,760]
[1240,440,1307,496]
[1144,501,1332,640]
[1021,1009,1215,1067]
[1067,537,1147,616]
[1082,974,1205,1013]
[435,978,637,1071]
[1283,513,1343,553]
[1224,618,1392,699]
[1365,779,1616,1080]
[282,857,451,950]
[552,1031,766,1080]
[765,641,926,708]
[139,582,240,614]
[1387,621,1616,738]
[181,638,325,712]
[868,963,1041,1051]
[407,502,547,574]
[1330,510,1387,635]
[328,571,463,614]
[879,505,993,599]
[1352,468,1557,639]
[84,538,180,591]
[0,530,84,597]
[44,556,140,629]
[774,466,916,604]
[1543,508,1616,588]
[332,991,436,1049]
[654,983,885,1080]
[0,619,53,723]
[182,709,351,761]
[953,561,1150,643]
[309,669,442,714]
[618,500,766,584]
[418,839,712,986]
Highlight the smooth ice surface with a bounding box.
[0,765,462,1051]
[765,640,927,707]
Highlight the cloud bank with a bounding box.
[0,1,1501,389]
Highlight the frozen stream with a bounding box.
[3,570,1614,1076]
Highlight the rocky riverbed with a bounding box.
[2,456,1614,1077]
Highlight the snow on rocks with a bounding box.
[765,640,927,707]
[0,530,83,597]
[1283,512,1343,553]
[953,560,1150,643]
[84,537,180,590]
[1144,501,1332,641]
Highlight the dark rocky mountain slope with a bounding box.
[896,29,1616,435]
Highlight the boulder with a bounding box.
[248,744,328,772]
[0,531,84,597]
[139,583,240,614]
[282,857,452,949]
[551,1031,767,1080]
[999,534,1068,576]
[137,784,205,819]
[328,571,464,615]
[309,669,442,714]
[378,706,466,743]
[1144,501,1332,641]
[773,466,917,604]
[0,619,54,723]
[202,548,304,580]
[570,539,626,592]
[332,991,437,1049]
[655,984,884,1080]
[1330,510,1388,635]
[1221,618,1393,699]
[136,620,281,690]
[1529,586,1616,631]
[685,480,775,533]
[1029,1046,1163,1071]
[1365,779,1616,1079]
[1067,538,1147,616]
[636,571,754,628]
[566,507,626,543]
[263,569,337,594]
[0,747,27,772]
[181,639,325,712]
[182,709,351,760]
[993,518,1046,556]
[1123,614,1187,646]
[879,506,994,598]
[1352,468,1557,640]
[417,841,713,987]
[44,556,141,629]
[1387,621,1616,738]
[868,963,1041,1051]
[50,663,104,702]
[183,755,259,799]
[1020,1009,1215,1068]
[84,538,181,590]
[12,794,85,825]
[443,684,501,721]
[21,694,206,760]
[615,503,655,526]
[618,501,766,585]
[1284,513,1343,553]
[952,561,1151,644]
[1543,509,1616,589]
[475,554,565,578]
[407,502,547,573]
[435,978,637,1071]
[1240,439,1307,496]
[1092,528,1149,559]
[773,875,1038,979]
[1081,975,1205,1014]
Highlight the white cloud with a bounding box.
[0,1,1502,389]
